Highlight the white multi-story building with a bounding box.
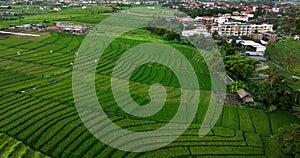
[216,22,273,36]
[251,24,273,33]
[195,12,253,24]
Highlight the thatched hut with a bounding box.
[237,89,254,103]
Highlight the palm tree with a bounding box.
[265,68,281,88]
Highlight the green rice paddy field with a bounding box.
[265,40,300,89]
[268,40,300,74]
[0,30,299,158]
[0,6,112,29]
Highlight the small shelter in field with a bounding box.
[236,89,254,103]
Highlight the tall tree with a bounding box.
[255,69,294,109]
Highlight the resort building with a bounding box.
[216,22,273,36]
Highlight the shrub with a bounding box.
[268,105,277,113]
[277,123,300,158]
[249,102,266,111]
[292,105,300,119]
[229,80,246,93]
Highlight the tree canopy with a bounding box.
[223,55,258,80]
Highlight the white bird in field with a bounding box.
[17,52,20,55]
[70,62,73,65]
[50,50,53,53]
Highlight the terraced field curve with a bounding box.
[0,31,299,158]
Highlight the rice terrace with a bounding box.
[0,1,300,158]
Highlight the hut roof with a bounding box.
[237,89,250,99]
